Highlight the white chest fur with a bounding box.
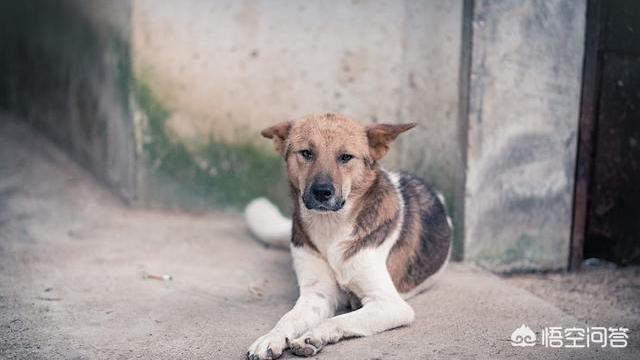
[298,170,404,292]
[302,211,351,255]
[300,206,354,287]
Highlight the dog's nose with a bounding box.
[311,183,334,202]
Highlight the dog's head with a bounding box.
[262,114,415,212]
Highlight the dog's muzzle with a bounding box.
[302,182,345,212]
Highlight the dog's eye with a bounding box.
[338,153,354,164]
[300,150,314,161]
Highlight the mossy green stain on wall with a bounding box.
[134,80,290,211]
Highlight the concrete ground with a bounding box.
[0,118,638,359]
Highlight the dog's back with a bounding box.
[387,172,452,297]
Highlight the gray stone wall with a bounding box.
[130,0,467,254]
[464,0,586,271]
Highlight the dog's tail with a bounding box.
[244,197,291,250]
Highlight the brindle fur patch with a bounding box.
[291,190,319,253]
[386,173,451,293]
[343,170,400,259]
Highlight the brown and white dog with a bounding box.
[246,114,452,359]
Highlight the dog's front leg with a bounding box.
[247,247,346,360]
[289,250,414,357]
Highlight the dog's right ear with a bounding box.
[261,121,292,156]
[366,122,416,161]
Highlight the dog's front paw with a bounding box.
[246,332,288,360]
[290,324,342,357]
[289,334,323,357]
[289,326,338,356]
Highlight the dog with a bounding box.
[246,114,452,359]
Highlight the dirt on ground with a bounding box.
[504,265,640,330]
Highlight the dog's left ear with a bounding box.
[261,121,292,156]
[366,123,416,161]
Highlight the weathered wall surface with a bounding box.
[130,0,466,234]
[464,0,586,270]
[0,0,136,200]
[0,0,467,249]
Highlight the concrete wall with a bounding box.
[0,1,466,252]
[0,0,136,201]
[464,0,586,271]
[130,0,467,248]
